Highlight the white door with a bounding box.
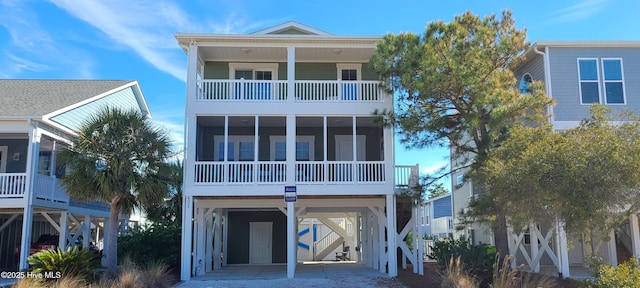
[249,222,272,264]
[335,135,366,161]
[568,237,585,265]
[0,146,7,173]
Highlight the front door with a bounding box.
[568,237,585,265]
[249,222,272,264]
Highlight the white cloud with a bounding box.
[548,0,607,24]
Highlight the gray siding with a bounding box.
[226,211,287,264]
[514,54,545,85]
[433,196,452,218]
[548,47,640,121]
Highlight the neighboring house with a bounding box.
[451,41,640,278]
[420,193,453,240]
[175,22,420,280]
[0,80,151,271]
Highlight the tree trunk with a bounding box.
[493,214,510,258]
[106,201,119,271]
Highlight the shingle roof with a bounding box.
[0,80,135,117]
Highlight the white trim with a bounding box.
[577,58,601,105]
[336,63,362,80]
[0,146,7,173]
[229,63,279,80]
[601,58,626,105]
[269,135,315,161]
[252,21,332,36]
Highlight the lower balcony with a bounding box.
[0,173,108,211]
[194,161,416,188]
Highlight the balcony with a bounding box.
[0,173,108,210]
[193,161,415,188]
[196,79,384,102]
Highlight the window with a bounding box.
[337,64,361,100]
[456,175,464,185]
[519,73,533,94]
[214,136,255,161]
[602,59,625,104]
[269,136,315,161]
[578,59,600,104]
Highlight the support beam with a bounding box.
[214,209,223,270]
[83,215,91,248]
[630,214,640,258]
[102,217,109,267]
[608,230,618,267]
[194,205,205,276]
[205,211,213,272]
[181,195,194,281]
[530,223,540,272]
[555,220,570,279]
[59,212,69,250]
[287,201,296,278]
[417,204,424,275]
[372,209,379,270]
[0,214,18,233]
[386,194,398,277]
[378,209,386,273]
[19,205,34,270]
[222,209,229,267]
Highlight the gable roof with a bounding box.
[0,80,140,117]
[251,21,332,36]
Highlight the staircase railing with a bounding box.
[313,231,342,260]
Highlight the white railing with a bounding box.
[395,165,419,189]
[423,239,436,262]
[194,161,394,185]
[0,173,27,198]
[196,79,287,101]
[34,174,69,202]
[432,217,453,235]
[295,80,383,102]
[313,231,342,260]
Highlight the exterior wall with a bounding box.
[433,196,452,218]
[226,210,287,264]
[514,54,545,86]
[0,138,28,173]
[202,61,378,81]
[548,47,640,121]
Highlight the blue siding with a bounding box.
[433,196,452,218]
[50,87,142,132]
[548,47,640,121]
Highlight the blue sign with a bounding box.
[284,186,297,202]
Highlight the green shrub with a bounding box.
[583,258,640,288]
[117,223,181,274]
[27,246,102,283]
[427,237,496,287]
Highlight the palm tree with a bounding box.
[58,107,174,272]
[145,160,183,225]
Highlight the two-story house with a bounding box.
[452,41,640,278]
[0,80,151,271]
[176,22,420,280]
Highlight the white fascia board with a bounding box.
[533,41,640,49]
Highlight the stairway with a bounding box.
[313,231,344,260]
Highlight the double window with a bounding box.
[578,58,625,104]
[269,136,315,161]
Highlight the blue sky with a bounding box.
[1,0,638,189]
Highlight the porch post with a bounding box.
[59,212,69,250]
[372,209,380,270]
[378,209,386,273]
[101,219,109,266]
[205,210,213,272]
[83,215,91,248]
[19,205,33,270]
[222,209,229,267]
[530,222,540,272]
[287,201,296,278]
[555,220,570,278]
[194,204,205,276]
[354,213,360,263]
[181,195,194,281]
[417,204,424,275]
[214,209,223,270]
[287,46,295,102]
[386,194,398,277]
[630,214,640,259]
[361,209,369,266]
[608,230,618,267]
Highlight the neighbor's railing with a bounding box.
[0,173,27,198]
[196,79,287,101]
[33,174,69,202]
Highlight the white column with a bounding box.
[361,210,369,266]
[181,195,194,281]
[194,204,205,276]
[530,223,540,272]
[186,41,199,106]
[286,115,296,183]
[630,214,640,258]
[372,209,379,270]
[417,204,424,275]
[608,230,618,267]
[555,220,570,278]
[214,209,223,270]
[287,46,295,102]
[101,219,109,267]
[378,210,385,273]
[287,202,296,278]
[386,194,398,277]
[222,209,228,267]
[354,214,360,263]
[205,211,213,272]
[19,205,33,270]
[308,218,314,260]
[83,215,91,248]
[59,212,69,250]
[185,115,197,187]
